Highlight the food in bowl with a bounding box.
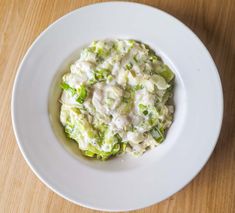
[59,39,174,160]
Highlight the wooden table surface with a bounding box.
[1,0,235,212]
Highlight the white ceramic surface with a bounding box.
[11,2,223,211]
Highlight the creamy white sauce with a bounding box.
[59,39,174,159]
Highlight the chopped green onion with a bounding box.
[107,75,113,82]
[88,78,97,85]
[128,40,135,46]
[95,69,110,81]
[76,84,87,104]
[150,127,164,143]
[112,143,120,154]
[133,84,143,91]
[83,150,95,157]
[160,65,175,82]
[149,55,159,63]
[97,48,103,56]
[138,104,148,116]
[133,54,138,63]
[60,82,76,96]
[120,143,127,152]
[129,70,136,77]
[143,110,148,115]
[125,63,133,70]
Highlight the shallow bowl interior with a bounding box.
[12,2,223,211]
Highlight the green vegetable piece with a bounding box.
[112,143,120,154]
[125,63,133,70]
[128,40,135,46]
[133,84,143,91]
[83,150,95,157]
[159,65,175,82]
[133,54,138,63]
[138,104,148,116]
[122,97,129,103]
[93,43,110,58]
[60,82,87,104]
[87,46,96,53]
[95,69,110,81]
[64,123,74,136]
[129,69,136,77]
[149,55,159,63]
[150,127,165,143]
[87,78,97,85]
[87,144,100,154]
[143,110,148,115]
[105,97,115,106]
[126,40,135,52]
[121,143,127,152]
[71,108,81,115]
[60,82,76,96]
[76,84,87,104]
[60,82,70,90]
[97,48,104,56]
[162,88,173,104]
[114,133,122,143]
[107,75,113,81]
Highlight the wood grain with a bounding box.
[0,0,234,212]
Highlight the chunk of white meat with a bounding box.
[129,112,144,127]
[127,131,145,144]
[127,71,140,86]
[92,83,107,116]
[103,84,123,111]
[152,74,170,90]
[116,68,128,86]
[142,134,158,149]
[60,105,71,126]
[111,62,120,76]
[62,73,86,89]
[126,144,145,156]
[79,48,97,62]
[74,61,95,79]
[60,91,78,106]
[134,88,155,108]
[83,98,96,115]
[143,79,155,92]
[111,115,129,130]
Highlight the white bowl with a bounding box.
[11,2,223,211]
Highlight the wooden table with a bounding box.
[1,0,234,212]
